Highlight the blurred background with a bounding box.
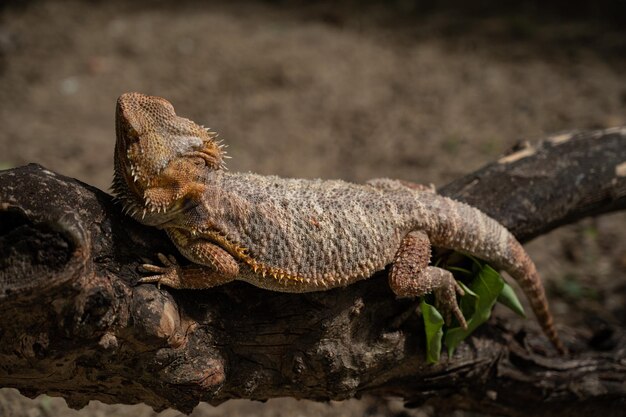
[1,0,625,416]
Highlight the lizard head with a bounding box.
[112,92,226,225]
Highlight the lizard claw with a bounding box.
[139,253,183,289]
[434,276,468,330]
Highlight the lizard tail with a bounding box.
[499,236,566,354]
[421,194,566,354]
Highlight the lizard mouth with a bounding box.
[143,195,197,222]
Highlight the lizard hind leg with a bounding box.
[389,230,467,329]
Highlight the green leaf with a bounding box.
[446,266,473,276]
[445,264,504,356]
[498,282,527,317]
[466,254,482,268]
[457,280,477,298]
[420,299,444,364]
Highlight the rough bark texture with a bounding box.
[0,128,625,415]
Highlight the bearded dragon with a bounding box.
[112,92,565,354]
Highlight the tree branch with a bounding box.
[0,128,625,415]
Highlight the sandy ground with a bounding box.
[0,1,625,416]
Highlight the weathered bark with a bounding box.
[0,128,625,415]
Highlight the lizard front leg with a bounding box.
[389,230,467,329]
[140,228,239,289]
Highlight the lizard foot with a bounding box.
[390,231,468,329]
[433,275,467,330]
[139,253,183,289]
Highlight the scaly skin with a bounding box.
[112,92,565,354]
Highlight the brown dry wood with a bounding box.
[0,128,625,416]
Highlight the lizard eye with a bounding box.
[193,157,206,167]
[181,195,197,211]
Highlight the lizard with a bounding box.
[112,92,565,354]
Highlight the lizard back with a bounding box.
[184,171,421,290]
